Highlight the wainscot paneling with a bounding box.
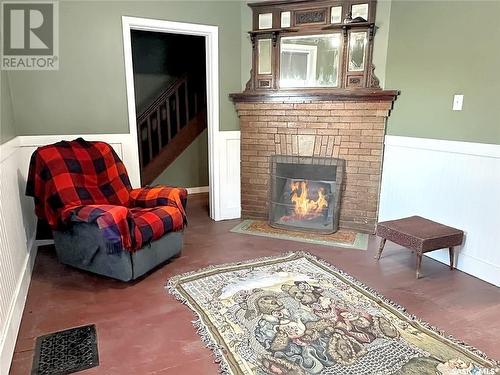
[379,135,500,286]
[218,131,241,220]
[0,136,37,375]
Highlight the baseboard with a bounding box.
[0,241,38,375]
[425,250,500,287]
[187,186,209,194]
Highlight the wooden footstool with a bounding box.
[375,216,464,279]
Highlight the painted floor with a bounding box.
[9,193,500,374]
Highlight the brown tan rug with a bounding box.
[168,252,499,375]
[230,220,368,250]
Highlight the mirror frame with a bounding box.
[246,0,379,92]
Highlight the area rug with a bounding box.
[230,220,368,250]
[167,252,498,375]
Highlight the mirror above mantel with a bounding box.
[244,0,381,93]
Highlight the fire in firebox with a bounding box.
[282,180,329,221]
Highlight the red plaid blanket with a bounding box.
[26,138,187,252]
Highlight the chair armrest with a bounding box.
[62,204,132,252]
[129,186,187,217]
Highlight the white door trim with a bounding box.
[121,16,222,220]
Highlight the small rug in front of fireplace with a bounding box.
[230,219,368,250]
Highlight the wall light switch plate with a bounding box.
[453,94,464,111]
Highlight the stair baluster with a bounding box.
[136,74,207,185]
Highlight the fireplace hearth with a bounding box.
[269,155,345,234]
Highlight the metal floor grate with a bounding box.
[31,324,99,375]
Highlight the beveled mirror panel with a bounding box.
[280,34,341,88]
[330,6,342,24]
[281,11,291,28]
[351,3,369,20]
[258,13,273,29]
[348,31,367,71]
[258,39,272,74]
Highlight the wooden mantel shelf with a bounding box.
[229,89,400,103]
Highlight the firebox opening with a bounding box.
[269,155,345,234]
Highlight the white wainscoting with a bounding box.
[0,137,38,375]
[379,135,500,286]
[217,131,241,220]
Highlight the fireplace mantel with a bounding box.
[229,89,399,103]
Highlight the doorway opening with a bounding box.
[122,17,221,219]
[131,30,208,213]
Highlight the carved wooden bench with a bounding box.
[375,216,464,279]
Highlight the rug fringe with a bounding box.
[166,251,499,373]
[166,281,232,375]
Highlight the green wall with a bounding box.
[0,71,16,144]
[372,0,392,88]
[153,129,209,188]
[385,0,500,144]
[6,0,241,136]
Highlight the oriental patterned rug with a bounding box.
[167,252,499,375]
[230,220,368,250]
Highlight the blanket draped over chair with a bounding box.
[26,138,187,253]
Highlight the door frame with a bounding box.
[121,16,222,220]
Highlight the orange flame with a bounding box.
[287,180,328,220]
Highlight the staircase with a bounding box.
[136,74,207,185]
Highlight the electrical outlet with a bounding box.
[453,94,464,111]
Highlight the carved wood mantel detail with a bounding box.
[244,0,385,91]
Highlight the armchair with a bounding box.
[26,138,187,281]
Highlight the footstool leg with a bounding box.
[449,247,455,270]
[416,253,422,279]
[375,238,386,260]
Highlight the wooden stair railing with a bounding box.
[136,74,207,185]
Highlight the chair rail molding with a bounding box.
[121,16,230,221]
[379,135,500,286]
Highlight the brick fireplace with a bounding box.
[230,92,398,233]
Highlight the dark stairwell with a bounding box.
[131,30,207,186]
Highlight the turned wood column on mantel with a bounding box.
[230,89,399,233]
